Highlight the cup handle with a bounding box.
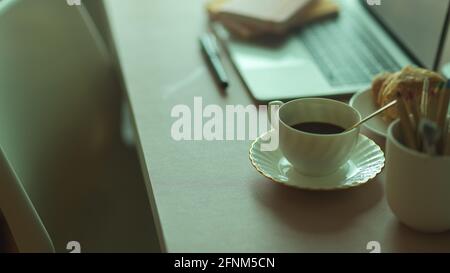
[268,101,283,127]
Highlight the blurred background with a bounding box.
[0,0,160,253]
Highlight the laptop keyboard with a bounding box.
[299,9,402,86]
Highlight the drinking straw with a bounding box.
[429,83,440,122]
[406,90,422,149]
[419,119,441,156]
[410,90,421,126]
[421,78,430,119]
[397,92,418,150]
[435,81,450,154]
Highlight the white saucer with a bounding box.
[249,133,385,191]
[349,89,390,138]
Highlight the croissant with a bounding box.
[371,66,446,121]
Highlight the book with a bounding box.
[207,0,339,39]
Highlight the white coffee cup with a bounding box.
[386,119,450,233]
[269,98,361,176]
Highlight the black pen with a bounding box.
[199,33,229,88]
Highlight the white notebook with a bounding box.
[219,0,312,24]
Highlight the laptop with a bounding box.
[214,0,450,101]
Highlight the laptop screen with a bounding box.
[367,0,450,69]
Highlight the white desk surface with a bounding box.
[104,0,450,252]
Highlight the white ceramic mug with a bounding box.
[269,98,361,176]
[386,120,450,233]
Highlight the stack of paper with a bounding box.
[207,0,340,39]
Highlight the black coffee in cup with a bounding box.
[291,122,345,135]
